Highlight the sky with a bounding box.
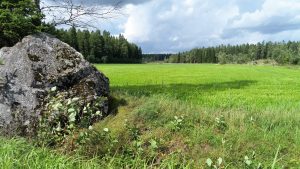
[44,0,300,53]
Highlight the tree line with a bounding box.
[165,41,300,65]
[52,27,142,63]
[142,54,171,63]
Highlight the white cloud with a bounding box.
[44,0,300,53]
[216,0,300,49]
[229,0,300,32]
[122,0,240,53]
[123,4,152,42]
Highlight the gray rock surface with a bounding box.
[0,33,109,136]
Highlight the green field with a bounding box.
[97,64,300,112]
[97,64,300,168]
[2,64,300,168]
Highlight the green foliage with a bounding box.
[142,54,171,63]
[206,157,223,169]
[89,30,104,63]
[216,51,228,64]
[77,127,119,156]
[217,52,251,64]
[53,28,142,63]
[0,137,105,169]
[243,151,263,169]
[0,0,43,48]
[37,86,106,146]
[124,119,141,141]
[163,41,300,65]
[69,25,79,51]
[170,115,185,132]
[214,115,228,132]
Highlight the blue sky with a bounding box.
[44,0,300,53]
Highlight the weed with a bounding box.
[206,157,223,169]
[37,86,105,146]
[170,115,185,132]
[215,115,228,132]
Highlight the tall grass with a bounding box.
[0,137,103,169]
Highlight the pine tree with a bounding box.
[69,26,79,50]
[0,0,43,48]
[82,30,90,58]
[89,30,104,63]
[102,30,112,62]
[46,28,142,63]
[119,34,129,60]
[256,42,262,60]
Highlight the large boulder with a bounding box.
[0,33,109,136]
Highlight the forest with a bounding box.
[142,54,172,63]
[164,41,300,64]
[53,27,143,63]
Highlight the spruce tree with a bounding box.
[69,25,79,51]
[0,0,43,48]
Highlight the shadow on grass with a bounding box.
[111,80,257,100]
[108,96,127,115]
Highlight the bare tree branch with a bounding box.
[40,0,123,28]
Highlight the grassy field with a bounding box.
[2,64,300,168]
[98,64,300,112]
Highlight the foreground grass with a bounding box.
[0,137,104,169]
[96,93,300,168]
[1,64,300,168]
